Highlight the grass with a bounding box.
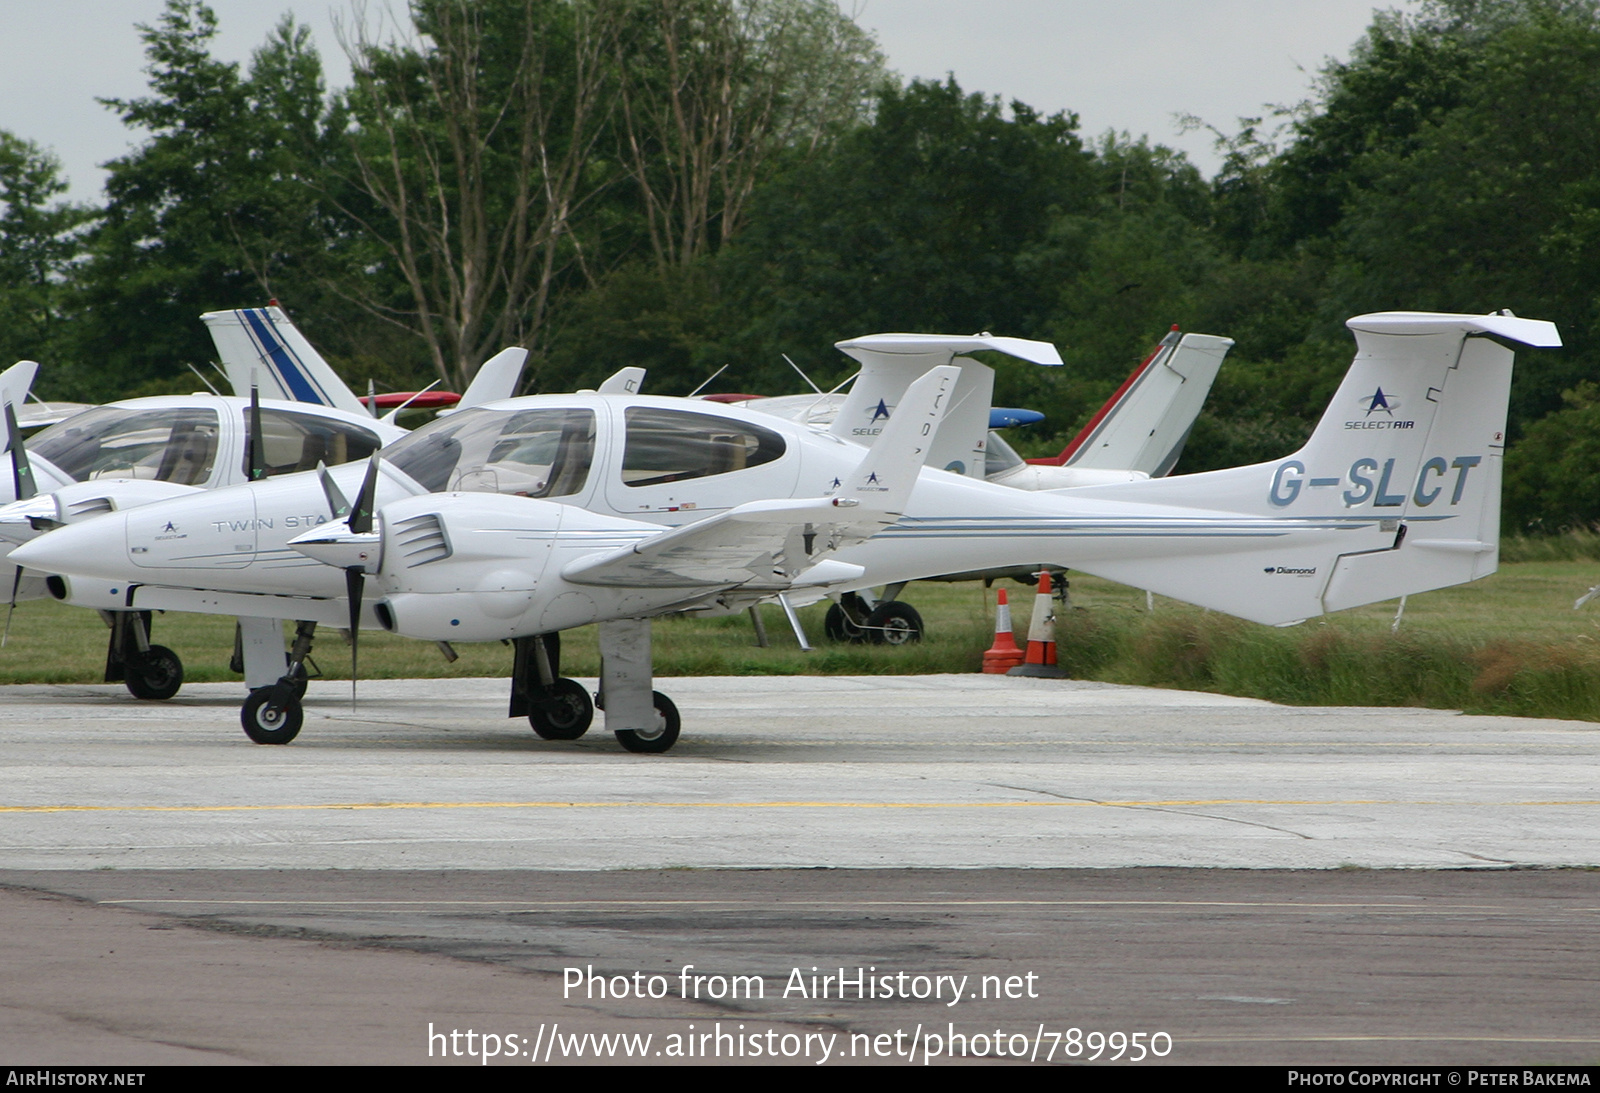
[6,557,1600,722]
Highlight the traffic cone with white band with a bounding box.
[1007,571,1067,678]
[982,588,1025,673]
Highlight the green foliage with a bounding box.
[711,79,1096,385]
[1504,381,1600,532]
[61,0,360,399]
[0,133,92,385]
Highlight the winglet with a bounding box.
[833,364,960,517]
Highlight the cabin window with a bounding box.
[620,408,785,487]
[241,409,382,478]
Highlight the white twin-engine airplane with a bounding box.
[10,311,1557,754]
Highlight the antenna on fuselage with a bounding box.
[783,353,825,395]
[185,361,223,397]
[686,364,729,398]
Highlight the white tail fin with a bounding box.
[1064,312,1560,625]
[596,366,646,395]
[457,347,529,408]
[201,307,371,417]
[0,361,39,415]
[829,333,1061,480]
[1053,331,1232,476]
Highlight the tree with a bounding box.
[1327,3,1600,431]
[613,0,885,269]
[339,0,626,390]
[68,0,351,397]
[714,78,1096,389]
[0,133,91,374]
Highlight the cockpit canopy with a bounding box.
[28,403,384,487]
[379,403,789,499]
[384,406,599,496]
[31,406,222,486]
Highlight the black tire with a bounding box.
[528,677,594,740]
[823,603,868,643]
[241,688,303,745]
[865,602,924,645]
[614,691,680,754]
[124,645,184,700]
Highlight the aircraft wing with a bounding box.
[560,496,872,590]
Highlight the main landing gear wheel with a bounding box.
[241,688,304,745]
[124,645,184,700]
[824,603,868,643]
[614,691,680,754]
[527,677,594,741]
[866,602,923,645]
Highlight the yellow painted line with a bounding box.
[4,798,1600,815]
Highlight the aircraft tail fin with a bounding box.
[1039,330,1232,476]
[201,306,371,417]
[832,364,961,519]
[828,333,1060,480]
[458,347,529,409]
[0,360,39,416]
[1062,312,1559,625]
[596,366,646,395]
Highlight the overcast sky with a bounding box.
[1,0,1414,202]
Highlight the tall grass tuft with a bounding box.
[1501,530,1600,562]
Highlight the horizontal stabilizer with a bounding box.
[830,332,1061,480]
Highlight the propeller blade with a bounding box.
[2,563,23,647]
[5,402,36,501]
[316,461,351,521]
[247,385,267,481]
[349,452,381,536]
[345,565,363,709]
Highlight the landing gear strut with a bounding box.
[240,620,316,744]
[102,610,184,700]
[510,632,594,741]
[597,618,680,754]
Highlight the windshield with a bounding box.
[30,406,221,486]
[383,406,596,496]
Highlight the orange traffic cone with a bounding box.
[1007,571,1067,678]
[982,588,1025,673]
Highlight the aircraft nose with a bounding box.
[9,514,127,578]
